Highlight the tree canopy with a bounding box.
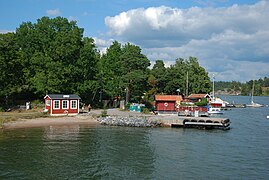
[0,16,243,109]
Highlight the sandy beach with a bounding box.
[2,114,98,129]
[1,109,148,129]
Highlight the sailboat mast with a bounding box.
[251,81,254,103]
[186,71,188,96]
[212,74,215,100]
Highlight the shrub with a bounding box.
[142,107,150,114]
[0,107,4,112]
[125,103,131,110]
[31,100,44,109]
[101,109,107,117]
[194,98,208,106]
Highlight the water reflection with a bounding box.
[1,96,269,179]
[44,125,80,140]
[78,126,156,179]
[0,125,156,179]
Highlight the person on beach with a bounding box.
[88,104,91,112]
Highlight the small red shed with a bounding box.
[155,95,183,112]
[44,94,81,116]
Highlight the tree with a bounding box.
[186,57,211,94]
[0,32,23,105]
[151,60,167,93]
[120,43,150,103]
[159,57,211,95]
[99,41,123,102]
[15,16,85,96]
[74,37,99,103]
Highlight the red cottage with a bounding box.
[155,95,183,112]
[44,94,81,116]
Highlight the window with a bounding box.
[54,100,60,109]
[62,100,69,109]
[71,100,77,109]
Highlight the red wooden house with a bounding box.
[44,94,81,116]
[155,95,183,112]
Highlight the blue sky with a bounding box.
[1,0,268,82]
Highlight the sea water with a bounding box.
[1,96,269,179]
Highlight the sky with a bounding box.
[1,0,268,82]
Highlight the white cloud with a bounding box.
[93,37,116,55]
[46,9,61,16]
[104,1,269,81]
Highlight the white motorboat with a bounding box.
[207,107,224,114]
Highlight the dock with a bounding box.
[156,116,230,130]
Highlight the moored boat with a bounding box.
[246,101,263,107]
[246,81,263,107]
[207,107,224,114]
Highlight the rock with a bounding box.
[97,116,161,128]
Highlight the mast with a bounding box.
[186,71,188,96]
[212,74,215,101]
[251,81,254,103]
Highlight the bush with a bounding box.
[142,107,150,114]
[101,109,107,117]
[0,107,4,112]
[31,100,44,109]
[125,103,131,110]
[194,98,208,106]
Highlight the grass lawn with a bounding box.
[0,108,48,127]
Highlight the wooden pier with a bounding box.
[156,116,230,130]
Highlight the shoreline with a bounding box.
[2,114,99,129]
[1,109,146,130]
[0,108,185,130]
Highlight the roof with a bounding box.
[44,94,81,100]
[188,94,210,99]
[155,95,183,101]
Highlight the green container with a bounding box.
[130,105,137,111]
[136,105,141,112]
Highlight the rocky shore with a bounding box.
[97,116,161,127]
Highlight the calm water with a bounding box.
[1,96,269,179]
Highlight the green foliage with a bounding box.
[125,103,131,110]
[5,16,269,111]
[99,41,150,103]
[31,100,44,109]
[101,109,108,117]
[150,57,211,95]
[194,98,208,106]
[142,107,150,114]
[15,16,87,96]
[0,32,23,99]
[215,78,269,96]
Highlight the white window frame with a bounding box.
[71,100,77,109]
[62,100,69,109]
[54,100,60,109]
